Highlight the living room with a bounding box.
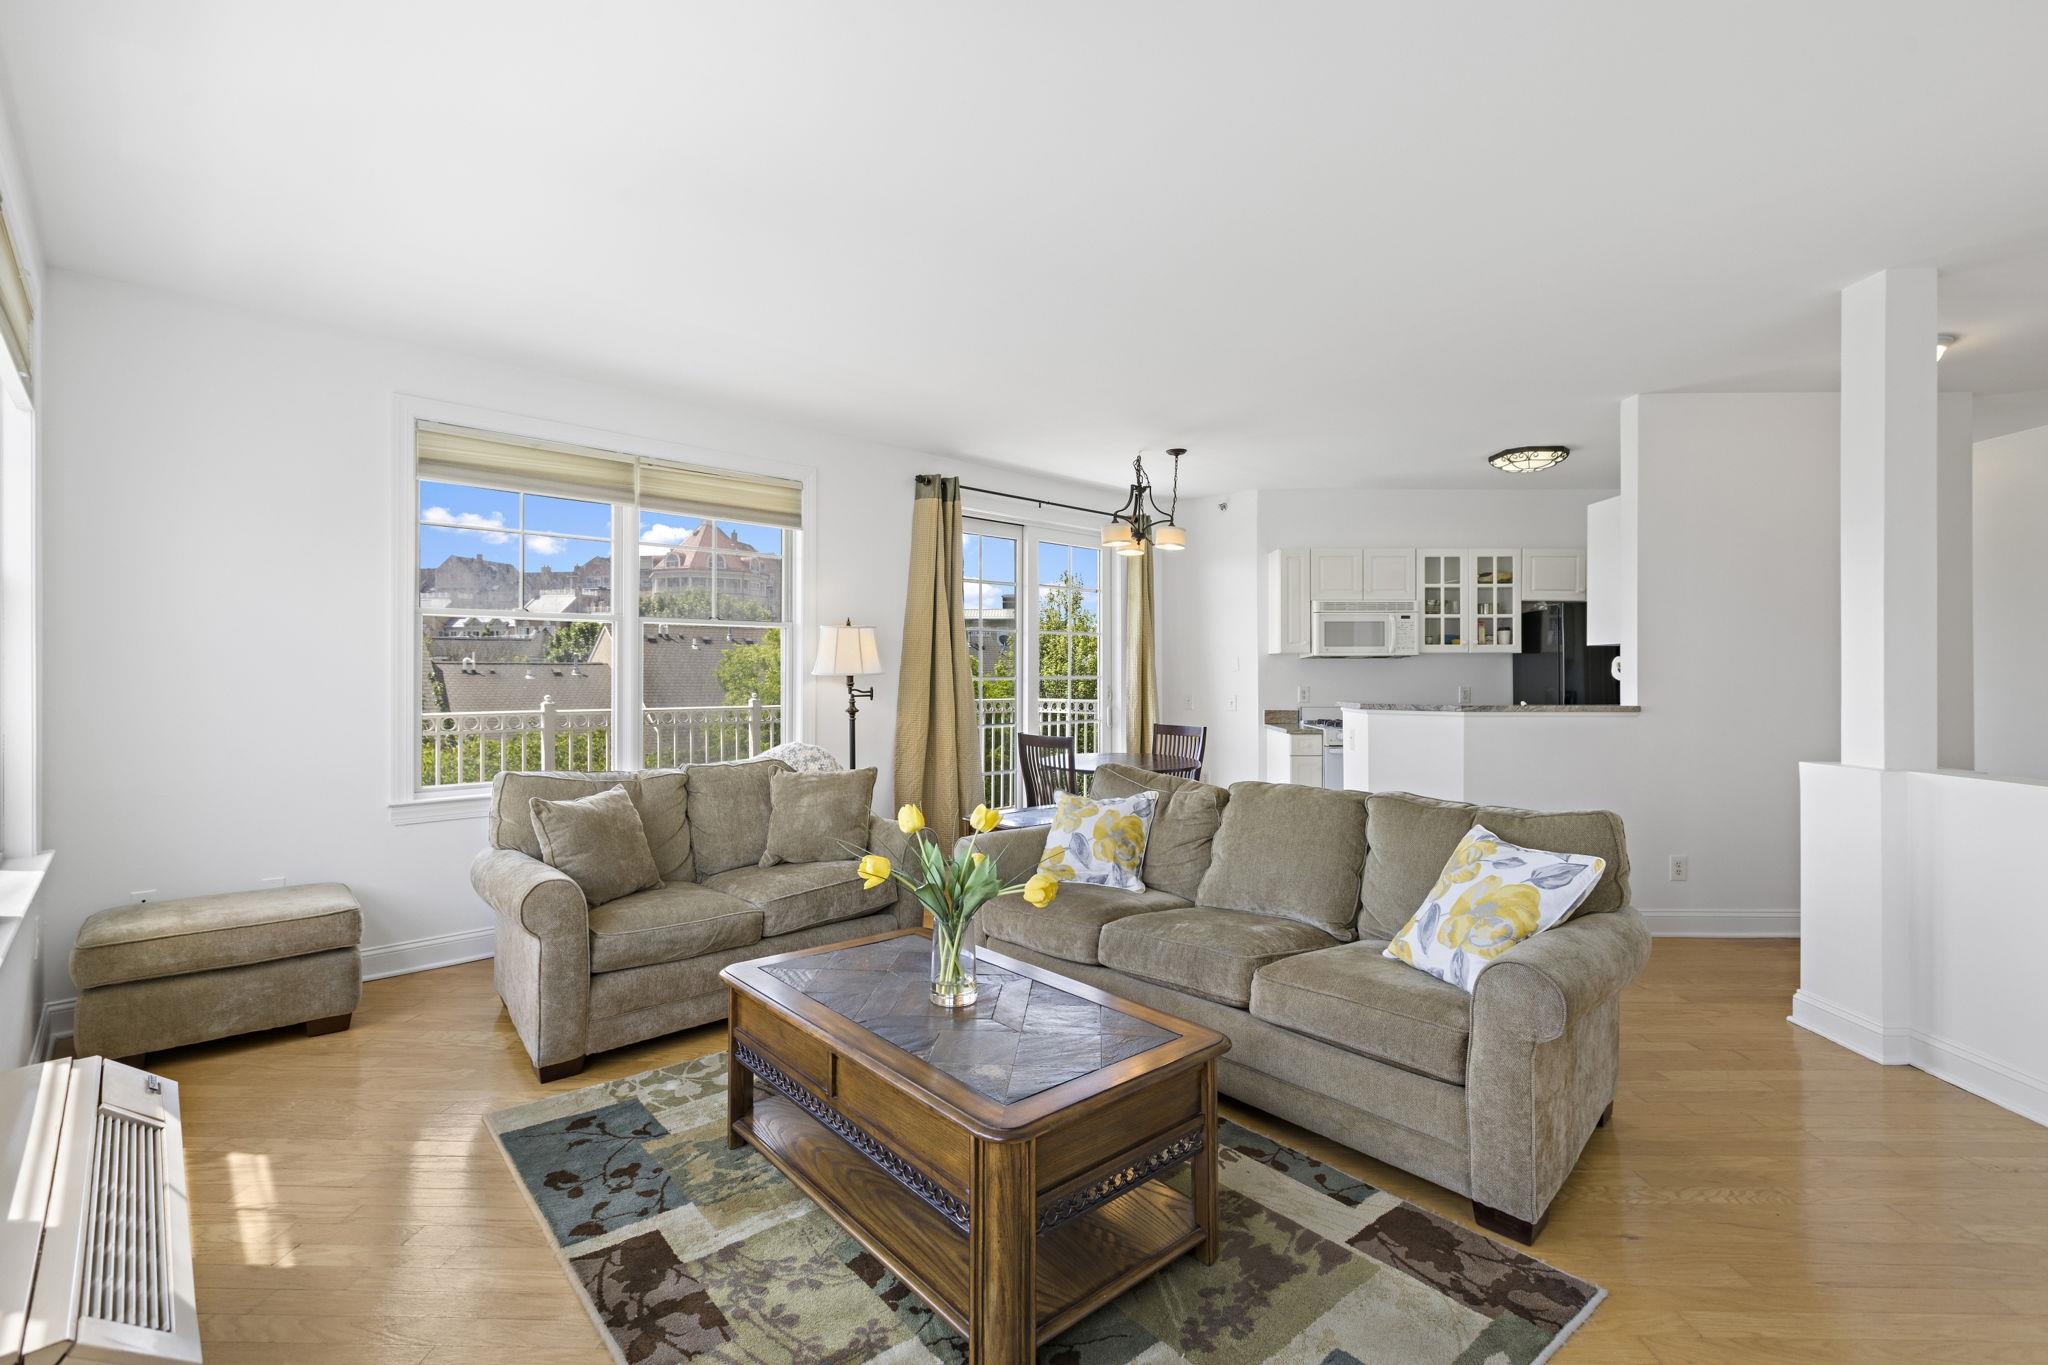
[3,6,2047,1364]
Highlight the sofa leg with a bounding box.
[537,1056,587,1083]
[1472,1201,1548,1246]
[305,1013,352,1038]
[1596,1101,1614,1129]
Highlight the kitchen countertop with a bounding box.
[1343,703,1642,715]
[1263,708,1319,735]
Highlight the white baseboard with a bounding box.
[1792,990,2048,1127]
[1640,907,1799,937]
[360,926,495,981]
[37,927,499,1060]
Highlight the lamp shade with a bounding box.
[811,623,883,676]
[1101,520,1135,548]
[1153,524,1187,551]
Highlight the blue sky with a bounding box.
[417,481,784,574]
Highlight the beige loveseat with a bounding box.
[471,761,922,1081]
[968,764,1651,1243]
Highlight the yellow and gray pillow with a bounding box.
[1384,824,1606,992]
[1036,789,1158,892]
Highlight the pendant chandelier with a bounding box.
[1099,448,1187,557]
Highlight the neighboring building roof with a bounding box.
[428,629,780,714]
[646,521,767,572]
[523,592,581,614]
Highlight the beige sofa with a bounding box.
[968,764,1651,1244]
[471,761,923,1081]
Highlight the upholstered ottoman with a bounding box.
[69,883,363,1062]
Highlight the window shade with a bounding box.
[0,200,33,391]
[637,458,803,529]
[415,422,636,500]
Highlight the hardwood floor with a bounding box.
[132,938,2048,1363]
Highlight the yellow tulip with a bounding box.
[968,804,1001,833]
[896,804,926,835]
[1021,873,1059,908]
[970,851,986,865]
[857,854,892,890]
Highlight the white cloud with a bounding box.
[528,535,566,556]
[964,583,1014,612]
[422,506,513,544]
[639,521,698,551]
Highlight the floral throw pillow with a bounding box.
[1383,824,1606,992]
[1036,790,1158,892]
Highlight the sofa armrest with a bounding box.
[954,825,1046,887]
[470,847,589,941]
[1471,906,1651,1044]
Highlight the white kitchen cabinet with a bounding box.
[1522,547,1588,601]
[1419,548,1520,653]
[1266,548,1311,655]
[1264,726,1324,786]
[1309,548,1365,600]
[1361,548,1416,600]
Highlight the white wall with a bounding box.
[1255,488,1606,712]
[35,269,1120,1008]
[1973,423,2048,779]
[1155,491,1263,786]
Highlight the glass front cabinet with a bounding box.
[1419,549,1518,654]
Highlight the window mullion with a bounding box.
[613,499,643,770]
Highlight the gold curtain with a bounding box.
[894,475,982,835]
[1125,548,1159,751]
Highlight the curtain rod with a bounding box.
[955,483,1112,520]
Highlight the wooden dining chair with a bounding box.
[1017,732,1081,806]
[1151,723,1208,781]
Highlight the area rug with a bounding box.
[485,1053,1603,1365]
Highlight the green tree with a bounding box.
[542,619,605,663]
[639,589,773,623]
[716,628,783,707]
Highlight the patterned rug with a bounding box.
[485,1053,1603,1365]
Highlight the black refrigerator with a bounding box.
[1513,602,1621,706]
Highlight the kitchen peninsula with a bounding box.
[1341,703,1641,806]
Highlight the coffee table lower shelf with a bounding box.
[733,1090,1204,1345]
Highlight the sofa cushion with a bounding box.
[702,861,895,937]
[71,883,362,989]
[1250,940,1472,1084]
[1475,803,1631,917]
[687,759,789,876]
[1091,764,1229,901]
[979,884,1192,965]
[1195,782,1368,940]
[1361,792,1482,939]
[587,882,762,973]
[1098,906,1339,1008]
[762,768,877,865]
[529,785,663,907]
[489,769,693,882]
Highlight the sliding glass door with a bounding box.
[965,519,1107,808]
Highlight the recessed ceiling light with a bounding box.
[1488,445,1571,474]
[1936,332,1958,361]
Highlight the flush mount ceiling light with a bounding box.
[1937,333,1959,361]
[1487,445,1571,474]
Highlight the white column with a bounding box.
[1796,266,1942,1062]
[1838,267,1939,771]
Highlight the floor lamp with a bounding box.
[811,620,883,768]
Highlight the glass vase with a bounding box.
[929,920,977,1008]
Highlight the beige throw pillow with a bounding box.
[685,758,791,876]
[528,785,662,907]
[762,768,878,865]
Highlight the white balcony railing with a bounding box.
[975,693,1099,810]
[420,696,781,787]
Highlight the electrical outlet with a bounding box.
[1226,694,1238,711]
[258,876,287,890]
[1457,685,1473,704]
[130,889,157,904]
[1669,855,1689,883]
[1297,684,1311,705]
[1183,694,1194,712]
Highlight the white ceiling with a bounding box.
[6,1,2048,492]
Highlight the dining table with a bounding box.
[1072,750,1203,777]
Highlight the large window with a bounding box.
[966,519,1108,808]
[409,420,800,794]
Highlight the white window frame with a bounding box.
[963,501,1125,787]
[388,396,817,822]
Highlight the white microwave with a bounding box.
[1310,600,1419,657]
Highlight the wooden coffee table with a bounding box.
[720,929,1229,1364]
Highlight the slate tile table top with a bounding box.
[719,928,1230,1365]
